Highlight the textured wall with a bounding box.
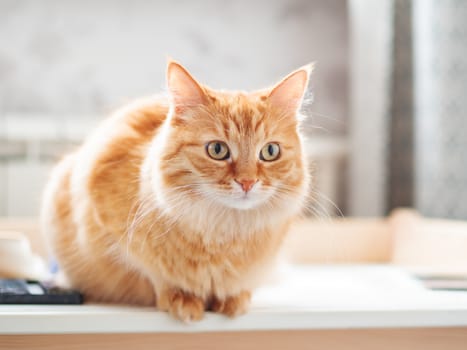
[414,0,467,219]
[0,0,348,134]
[389,0,414,211]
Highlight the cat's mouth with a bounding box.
[195,182,273,210]
[215,190,272,210]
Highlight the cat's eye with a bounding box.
[206,141,230,160]
[260,143,280,161]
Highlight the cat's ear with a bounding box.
[268,64,313,116]
[167,60,207,113]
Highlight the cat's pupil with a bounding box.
[215,143,221,154]
[268,144,274,155]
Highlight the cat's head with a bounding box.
[149,61,311,228]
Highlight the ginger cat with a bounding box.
[41,61,311,321]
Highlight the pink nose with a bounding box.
[235,179,257,193]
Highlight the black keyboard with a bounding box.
[0,279,83,304]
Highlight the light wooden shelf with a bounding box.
[1,265,467,335]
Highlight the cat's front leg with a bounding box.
[156,284,205,322]
[210,291,251,317]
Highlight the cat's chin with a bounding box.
[216,196,267,211]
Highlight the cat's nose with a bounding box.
[235,179,257,193]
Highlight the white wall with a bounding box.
[348,0,393,216]
[0,0,348,131]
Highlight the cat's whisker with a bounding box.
[123,193,157,261]
[272,183,333,221]
[309,111,346,125]
[126,194,155,235]
[299,124,331,135]
[125,192,151,237]
[310,189,344,219]
[303,198,333,222]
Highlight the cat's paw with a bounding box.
[211,291,251,318]
[165,289,205,322]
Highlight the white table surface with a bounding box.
[1,265,467,334]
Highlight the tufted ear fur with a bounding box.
[268,64,313,116]
[167,60,207,114]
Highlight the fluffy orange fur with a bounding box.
[41,61,311,321]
